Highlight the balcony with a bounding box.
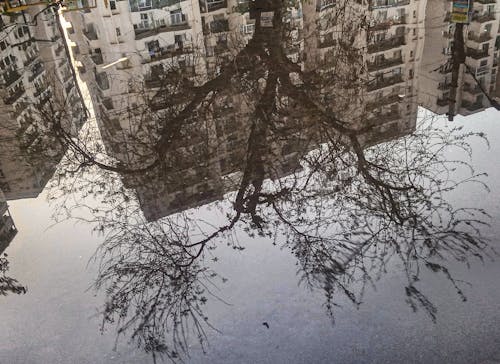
[199,0,227,12]
[34,86,44,98]
[436,98,449,106]
[141,43,193,64]
[39,92,51,106]
[2,69,21,87]
[316,0,335,11]
[439,63,453,74]
[367,74,404,91]
[63,72,72,83]
[476,0,495,3]
[145,77,162,88]
[102,97,114,110]
[91,53,104,65]
[469,65,490,76]
[54,44,64,56]
[472,13,496,23]
[368,35,405,53]
[65,82,74,95]
[369,0,410,10]
[0,215,17,244]
[438,81,452,90]
[95,72,110,90]
[367,55,403,71]
[28,63,44,82]
[129,0,184,12]
[468,32,493,43]
[318,33,336,48]
[461,100,484,111]
[366,109,401,127]
[3,86,25,105]
[134,15,190,40]
[466,47,489,59]
[366,93,400,110]
[23,54,37,67]
[463,82,483,95]
[83,27,98,40]
[209,19,229,34]
[369,15,406,31]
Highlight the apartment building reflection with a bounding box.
[418,0,500,116]
[0,4,86,200]
[63,0,431,220]
[0,189,17,254]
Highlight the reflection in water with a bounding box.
[0,0,498,361]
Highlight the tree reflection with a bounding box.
[45,114,490,362]
[0,254,26,296]
[5,0,490,361]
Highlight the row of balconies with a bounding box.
[368,35,405,53]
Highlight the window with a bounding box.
[174,34,186,43]
[147,40,160,52]
[377,11,387,21]
[115,27,121,36]
[480,59,488,67]
[110,0,116,9]
[0,41,6,50]
[139,13,149,28]
[375,32,385,42]
[138,0,151,9]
